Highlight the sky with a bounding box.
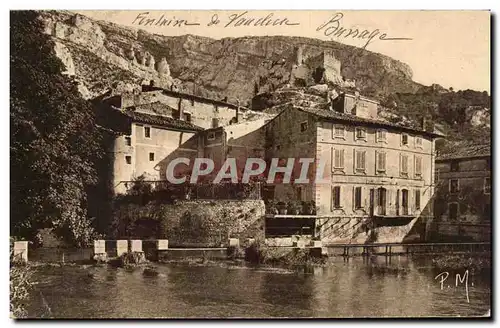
[76,10,491,93]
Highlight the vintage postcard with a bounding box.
[10,10,491,319]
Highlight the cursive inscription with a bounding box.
[316,13,412,49]
[223,11,300,28]
[132,12,200,27]
[435,270,470,303]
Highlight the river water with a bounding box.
[27,256,490,318]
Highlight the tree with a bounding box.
[10,11,104,246]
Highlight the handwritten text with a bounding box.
[316,13,412,49]
[435,270,470,303]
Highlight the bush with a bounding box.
[432,254,490,274]
[227,245,245,260]
[111,251,146,268]
[10,239,33,318]
[244,239,325,266]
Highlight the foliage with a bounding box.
[245,240,324,266]
[432,254,490,274]
[381,86,490,146]
[10,238,33,318]
[10,11,104,246]
[227,245,245,260]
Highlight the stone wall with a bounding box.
[111,200,265,247]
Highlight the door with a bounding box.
[402,189,409,215]
[377,187,386,215]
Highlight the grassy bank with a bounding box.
[431,253,491,274]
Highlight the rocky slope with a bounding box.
[39,10,420,103]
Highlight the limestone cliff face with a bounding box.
[39,10,420,102]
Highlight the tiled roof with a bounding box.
[295,106,444,138]
[436,143,491,161]
[143,86,246,110]
[118,108,203,132]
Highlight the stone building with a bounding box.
[97,85,249,194]
[201,118,270,177]
[104,84,243,130]
[96,102,204,194]
[261,93,444,243]
[433,144,491,224]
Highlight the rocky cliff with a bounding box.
[39,10,421,103]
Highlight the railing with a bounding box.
[323,242,491,257]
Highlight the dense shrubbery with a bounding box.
[245,240,325,266]
[381,87,490,146]
[10,239,33,318]
[432,254,490,274]
[10,11,104,246]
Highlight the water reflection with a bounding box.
[29,257,491,318]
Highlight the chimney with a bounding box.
[178,98,184,121]
[235,99,240,123]
[421,117,426,131]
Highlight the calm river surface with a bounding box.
[27,256,490,318]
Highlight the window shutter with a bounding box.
[331,186,334,211]
[353,149,357,171]
[352,186,356,211]
[361,151,366,169]
[331,148,334,172]
[340,149,344,168]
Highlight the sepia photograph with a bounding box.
[9,8,491,319]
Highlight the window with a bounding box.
[434,169,440,182]
[450,161,459,172]
[355,150,366,172]
[184,112,192,123]
[376,129,387,143]
[449,179,459,193]
[333,125,345,139]
[124,136,131,146]
[212,118,219,128]
[276,145,281,151]
[376,151,386,173]
[414,189,421,210]
[332,149,345,171]
[400,154,409,176]
[207,132,216,141]
[355,128,366,140]
[125,156,132,165]
[484,177,491,195]
[449,202,459,221]
[144,126,151,138]
[401,133,409,146]
[149,152,155,161]
[332,186,341,209]
[415,137,423,148]
[415,156,422,178]
[354,186,362,209]
[300,121,308,132]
